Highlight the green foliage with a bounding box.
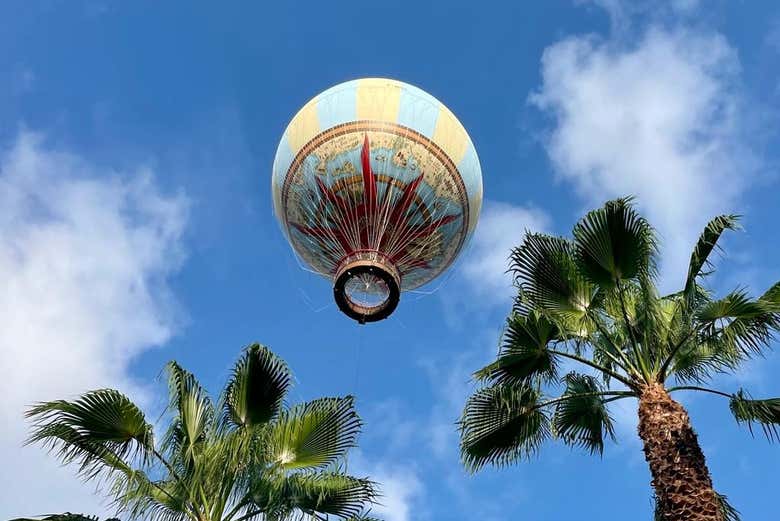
[730,390,780,441]
[684,215,740,303]
[461,197,780,492]
[277,473,377,518]
[474,312,560,385]
[26,390,153,479]
[24,343,378,521]
[552,372,616,454]
[269,397,361,470]
[9,514,120,521]
[573,197,656,287]
[459,382,550,471]
[222,344,291,428]
[510,234,597,319]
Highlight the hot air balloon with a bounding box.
[273,78,482,323]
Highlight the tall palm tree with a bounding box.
[459,198,780,521]
[25,343,380,521]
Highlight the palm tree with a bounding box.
[25,343,380,521]
[459,198,780,521]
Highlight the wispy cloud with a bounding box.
[531,24,757,291]
[459,200,550,305]
[366,464,423,521]
[0,132,188,517]
[350,451,424,521]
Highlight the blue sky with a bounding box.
[1,1,779,519]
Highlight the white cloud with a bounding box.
[350,452,423,521]
[531,26,754,291]
[419,355,471,459]
[368,464,423,521]
[0,132,188,518]
[417,333,503,461]
[460,201,550,304]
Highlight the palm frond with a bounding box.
[162,362,214,467]
[8,514,110,521]
[670,293,749,383]
[269,397,361,470]
[694,290,778,360]
[510,233,597,317]
[342,514,383,521]
[760,281,780,307]
[695,289,767,323]
[632,276,671,367]
[222,343,291,429]
[474,312,559,385]
[572,197,656,288]
[670,338,741,384]
[281,473,378,519]
[552,372,617,454]
[26,389,153,480]
[459,383,549,472]
[715,492,742,521]
[683,215,740,303]
[591,332,623,386]
[109,470,190,521]
[730,389,780,441]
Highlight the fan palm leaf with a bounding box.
[572,197,657,288]
[162,361,214,471]
[474,312,560,385]
[729,390,780,441]
[552,372,616,454]
[510,233,597,318]
[268,397,361,470]
[281,473,378,519]
[459,382,550,471]
[222,343,291,429]
[26,389,153,479]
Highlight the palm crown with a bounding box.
[26,344,380,521]
[459,198,780,519]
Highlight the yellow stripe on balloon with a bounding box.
[356,78,401,122]
[433,104,468,164]
[287,98,320,153]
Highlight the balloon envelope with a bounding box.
[273,78,482,322]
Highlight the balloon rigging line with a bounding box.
[294,287,333,313]
[352,324,364,398]
[404,226,480,296]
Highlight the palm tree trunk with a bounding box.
[637,383,722,521]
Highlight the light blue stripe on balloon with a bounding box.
[397,83,439,138]
[457,139,482,202]
[316,79,359,130]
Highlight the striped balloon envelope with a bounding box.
[272,78,483,323]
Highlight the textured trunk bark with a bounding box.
[638,383,722,521]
